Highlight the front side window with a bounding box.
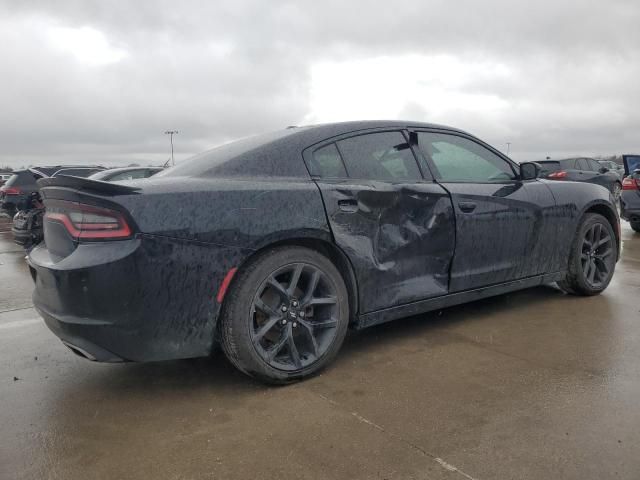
[417,132,516,183]
[337,131,421,181]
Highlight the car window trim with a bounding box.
[409,128,520,184]
[303,128,432,183]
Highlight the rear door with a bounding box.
[414,130,557,291]
[306,130,456,314]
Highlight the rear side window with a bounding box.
[310,144,347,178]
[417,132,515,182]
[337,131,421,181]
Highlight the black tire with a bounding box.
[220,246,349,384]
[631,222,640,233]
[558,213,617,296]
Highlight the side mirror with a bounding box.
[599,167,609,174]
[520,162,540,180]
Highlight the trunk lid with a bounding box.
[36,176,141,261]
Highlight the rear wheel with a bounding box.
[220,246,349,384]
[558,213,617,296]
[631,222,640,233]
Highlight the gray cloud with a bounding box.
[1,0,639,168]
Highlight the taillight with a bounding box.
[622,177,639,190]
[44,201,132,240]
[548,171,568,179]
[0,186,22,195]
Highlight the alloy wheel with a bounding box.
[580,222,614,288]
[249,263,339,371]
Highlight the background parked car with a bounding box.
[0,173,12,186]
[537,157,623,201]
[620,154,640,232]
[0,166,105,217]
[89,166,163,182]
[598,159,625,176]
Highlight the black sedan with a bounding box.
[28,121,620,383]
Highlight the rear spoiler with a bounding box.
[37,175,141,195]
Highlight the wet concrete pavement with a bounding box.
[2,217,640,480]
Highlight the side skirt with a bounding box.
[355,272,566,329]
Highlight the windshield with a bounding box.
[625,155,640,174]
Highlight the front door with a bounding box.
[414,130,556,292]
[305,130,456,314]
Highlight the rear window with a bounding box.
[157,129,298,178]
[537,162,560,175]
[4,171,41,187]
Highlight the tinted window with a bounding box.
[417,132,515,182]
[337,132,421,181]
[157,129,299,178]
[310,143,347,177]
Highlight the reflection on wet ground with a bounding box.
[1,217,639,479]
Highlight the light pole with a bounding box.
[506,142,512,156]
[164,130,178,166]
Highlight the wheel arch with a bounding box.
[222,235,360,326]
[583,201,621,259]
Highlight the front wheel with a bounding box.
[220,246,349,384]
[558,213,617,296]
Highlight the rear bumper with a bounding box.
[28,235,247,362]
[35,304,126,362]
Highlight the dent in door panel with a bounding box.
[320,182,455,313]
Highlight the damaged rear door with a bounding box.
[304,130,455,314]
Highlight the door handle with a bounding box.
[458,201,477,213]
[338,199,358,212]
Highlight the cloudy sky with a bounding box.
[1,0,639,169]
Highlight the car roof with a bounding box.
[283,120,468,145]
[159,120,482,180]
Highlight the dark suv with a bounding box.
[537,157,623,201]
[0,166,105,217]
[621,154,640,232]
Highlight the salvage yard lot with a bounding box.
[2,216,640,480]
